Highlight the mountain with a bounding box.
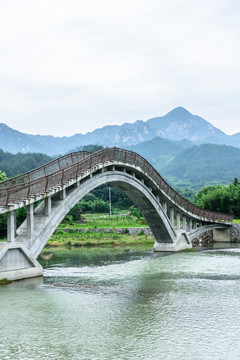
[161,144,240,190]
[146,107,225,142]
[128,137,194,171]
[0,107,239,155]
[230,132,240,142]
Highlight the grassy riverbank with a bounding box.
[45,213,153,248]
[47,230,154,248]
[59,213,147,229]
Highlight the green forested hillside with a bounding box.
[0,149,52,177]
[1,142,240,201]
[129,137,194,170]
[161,144,240,190]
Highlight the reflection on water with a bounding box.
[1,244,240,360]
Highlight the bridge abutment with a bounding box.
[0,242,43,281]
[213,228,231,242]
[153,231,192,252]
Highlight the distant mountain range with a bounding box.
[127,138,240,190]
[0,107,239,155]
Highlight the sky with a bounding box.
[0,0,239,136]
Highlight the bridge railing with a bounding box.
[0,151,90,190]
[0,147,233,222]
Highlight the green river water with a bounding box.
[1,244,240,360]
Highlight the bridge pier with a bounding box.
[182,215,186,230]
[170,208,175,226]
[45,196,52,216]
[188,219,192,231]
[176,213,181,230]
[27,203,34,239]
[7,210,16,242]
[162,202,167,214]
[153,231,192,252]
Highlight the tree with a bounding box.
[233,177,239,186]
[195,180,240,218]
[0,170,7,182]
[82,144,104,153]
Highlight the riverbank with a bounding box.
[46,229,154,248]
[44,213,154,248]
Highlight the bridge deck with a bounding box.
[0,147,233,223]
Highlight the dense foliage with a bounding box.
[0,170,7,182]
[195,178,240,217]
[161,144,240,190]
[0,149,52,177]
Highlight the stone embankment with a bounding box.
[230,224,240,242]
[192,232,213,246]
[55,227,153,235]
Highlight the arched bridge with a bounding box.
[0,148,233,281]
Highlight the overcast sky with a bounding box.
[0,0,239,136]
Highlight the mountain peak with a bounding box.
[167,106,191,115]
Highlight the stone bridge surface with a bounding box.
[0,148,233,281]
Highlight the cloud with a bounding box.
[0,0,239,135]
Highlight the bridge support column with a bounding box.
[170,208,175,226]
[198,221,202,227]
[188,219,192,231]
[176,213,181,230]
[182,216,186,230]
[7,210,16,242]
[27,203,34,239]
[162,202,167,214]
[193,220,197,229]
[44,196,51,216]
[59,188,66,200]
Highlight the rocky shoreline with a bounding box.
[55,227,152,235]
[55,224,240,244]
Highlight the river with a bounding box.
[1,244,240,360]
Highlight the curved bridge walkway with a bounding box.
[0,148,232,281]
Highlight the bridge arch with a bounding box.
[17,170,177,258]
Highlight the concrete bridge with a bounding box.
[0,148,233,281]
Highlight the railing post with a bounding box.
[6,188,10,205]
[45,176,49,192]
[27,182,30,198]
